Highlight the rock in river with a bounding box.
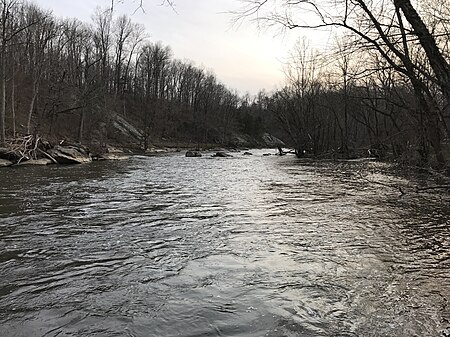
[213,151,233,158]
[48,145,92,164]
[186,151,202,157]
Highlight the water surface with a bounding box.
[0,150,449,336]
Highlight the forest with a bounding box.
[0,0,449,169]
[0,0,269,158]
[237,0,450,168]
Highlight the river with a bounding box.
[0,150,449,337]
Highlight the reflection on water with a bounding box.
[0,151,449,337]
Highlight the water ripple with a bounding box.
[0,151,449,336]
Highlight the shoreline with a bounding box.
[1,138,449,183]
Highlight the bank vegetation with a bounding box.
[0,0,271,163]
[236,0,450,169]
[0,0,449,171]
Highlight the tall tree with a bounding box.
[23,4,55,134]
[237,0,450,166]
[0,0,26,145]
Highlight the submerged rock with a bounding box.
[243,152,253,156]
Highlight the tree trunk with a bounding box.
[49,111,57,136]
[427,120,446,168]
[11,72,15,138]
[27,80,39,135]
[395,0,450,100]
[78,109,85,142]
[0,43,5,146]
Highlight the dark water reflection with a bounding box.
[0,151,449,337]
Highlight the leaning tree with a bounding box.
[235,0,450,166]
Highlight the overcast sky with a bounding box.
[31,0,327,95]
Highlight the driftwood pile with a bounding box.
[0,136,92,167]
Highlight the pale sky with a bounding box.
[32,0,328,95]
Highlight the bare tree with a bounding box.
[23,4,56,134]
[92,7,113,88]
[236,0,450,166]
[0,0,252,154]
[0,0,34,145]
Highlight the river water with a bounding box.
[0,150,449,337]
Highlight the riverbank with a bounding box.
[0,131,286,168]
[1,136,449,193]
[0,136,127,167]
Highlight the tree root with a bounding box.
[1,135,49,164]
